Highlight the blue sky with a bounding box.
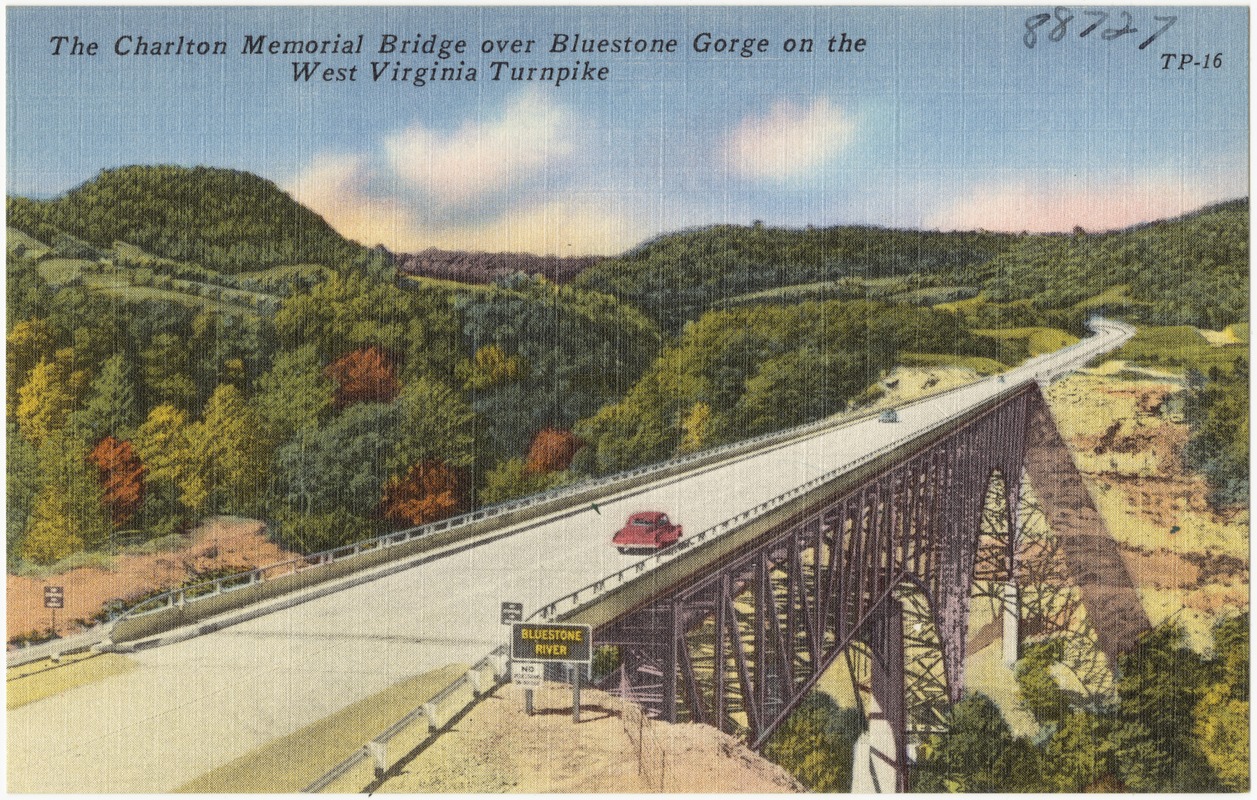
[7,6,1249,255]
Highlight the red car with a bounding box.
[612,511,683,553]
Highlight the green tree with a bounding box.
[81,353,138,440]
[141,332,197,410]
[913,693,1043,792]
[20,488,83,565]
[389,377,475,473]
[22,429,111,562]
[7,422,40,559]
[186,384,271,515]
[133,404,195,523]
[1014,639,1069,727]
[1193,614,1249,791]
[272,401,401,550]
[1112,623,1219,791]
[479,457,554,505]
[253,344,333,442]
[762,692,863,792]
[1039,711,1120,791]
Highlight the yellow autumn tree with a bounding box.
[186,384,271,515]
[20,488,83,564]
[135,404,197,514]
[6,317,52,416]
[679,401,713,454]
[16,359,71,449]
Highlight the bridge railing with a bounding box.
[114,392,877,624]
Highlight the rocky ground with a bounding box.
[1045,365,1249,644]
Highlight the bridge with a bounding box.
[7,319,1146,793]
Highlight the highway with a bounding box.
[6,319,1133,792]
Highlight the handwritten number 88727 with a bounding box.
[1024,9,1177,50]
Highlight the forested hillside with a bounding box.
[572,201,1248,334]
[7,166,367,273]
[967,199,1249,329]
[574,223,1017,329]
[5,167,662,564]
[5,167,1249,579]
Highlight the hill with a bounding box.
[573,223,1018,329]
[572,201,1248,332]
[967,199,1249,330]
[7,165,367,273]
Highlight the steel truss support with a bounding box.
[591,383,1135,785]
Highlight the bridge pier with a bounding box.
[1002,580,1020,669]
[852,599,908,793]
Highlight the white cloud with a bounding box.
[384,89,573,205]
[286,153,421,249]
[286,154,637,256]
[723,98,856,181]
[927,175,1219,233]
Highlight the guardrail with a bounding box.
[302,647,509,793]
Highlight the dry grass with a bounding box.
[176,662,468,793]
[7,653,137,709]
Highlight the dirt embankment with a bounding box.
[379,683,803,793]
[1045,372,1249,632]
[7,518,295,646]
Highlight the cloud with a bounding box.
[384,89,573,205]
[723,98,856,181]
[286,153,421,249]
[928,176,1218,233]
[286,154,638,255]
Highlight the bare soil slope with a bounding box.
[1045,370,1248,644]
[7,518,295,645]
[379,683,803,793]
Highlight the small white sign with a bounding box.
[512,660,543,688]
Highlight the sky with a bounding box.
[7,5,1250,256]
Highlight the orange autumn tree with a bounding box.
[88,436,146,527]
[524,427,584,474]
[324,346,400,410]
[379,460,468,527]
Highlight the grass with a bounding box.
[972,326,1079,356]
[94,283,260,316]
[1111,326,1246,375]
[175,662,468,793]
[887,286,978,305]
[7,653,137,709]
[7,227,50,258]
[900,352,1008,375]
[36,258,92,285]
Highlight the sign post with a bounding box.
[511,622,593,721]
[500,601,523,625]
[44,586,64,638]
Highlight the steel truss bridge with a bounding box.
[541,382,1150,790]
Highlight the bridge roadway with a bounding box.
[7,320,1132,793]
